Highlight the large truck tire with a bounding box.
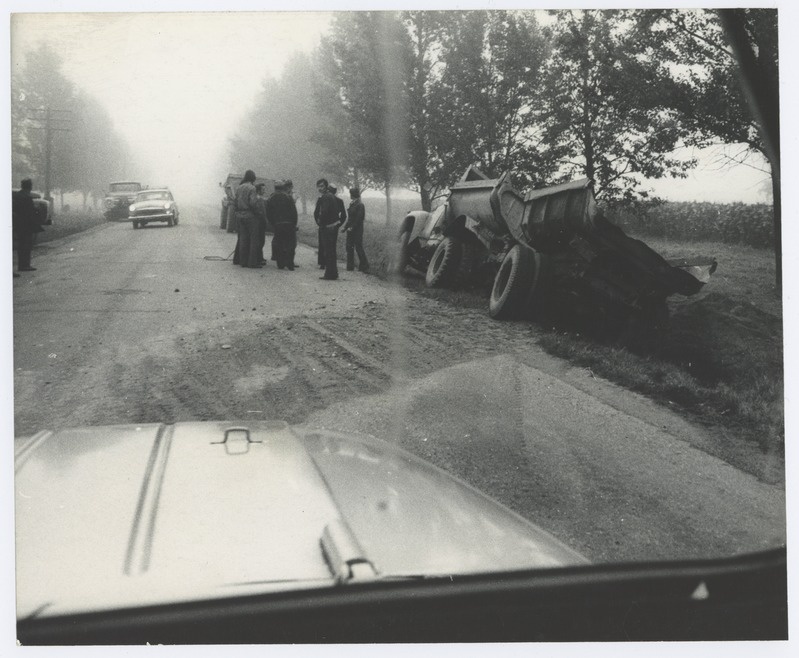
[452,239,478,289]
[425,236,462,288]
[388,229,411,275]
[525,251,553,319]
[489,245,535,320]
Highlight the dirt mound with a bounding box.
[662,292,782,385]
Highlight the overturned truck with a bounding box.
[391,167,716,332]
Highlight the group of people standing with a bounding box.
[232,170,298,270]
[314,178,369,280]
[231,170,370,279]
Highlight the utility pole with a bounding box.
[28,107,72,200]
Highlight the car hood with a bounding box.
[15,421,586,618]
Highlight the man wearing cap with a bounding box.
[341,187,369,273]
[234,169,262,268]
[266,180,298,270]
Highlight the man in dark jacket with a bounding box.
[234,170,262,268]
[329,185,347,226]
[314,180,326,269]
[341,187,369,273]
[265,181,298,270]
[12,179,41,273]
[316,179,341,280]
[255,182,268,265]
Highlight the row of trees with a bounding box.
[11,43,134,209]
[231,9,776,208]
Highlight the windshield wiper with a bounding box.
[320,520,378,584]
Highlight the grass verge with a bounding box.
[298,213,783,454]
[34,210,108,244]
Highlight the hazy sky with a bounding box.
[6,2,782,205]
[11,11,333,203]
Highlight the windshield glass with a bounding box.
[109,183,141,192]
[8,5,786,643]
[136,191,171,202]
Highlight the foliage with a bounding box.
[425,11,553,192]
[539,10,697,202]
[228,53,327,210]
[631,8,777,162]
[11,42,132,203]
[611,200,774,248]
[313,12,413,198]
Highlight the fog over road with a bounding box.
[12,208,785,564]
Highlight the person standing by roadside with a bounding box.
[314,180,326,269]
[255,182,268,266]
[284,179,300,268]
[341,187,369,273]
[266,180,298,270]
[316,179,341,280]
[12,179,42,275]
[329,185,347,227]
[234,170,262,268]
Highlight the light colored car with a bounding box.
[13,420,786,644]
[129,188,180,228]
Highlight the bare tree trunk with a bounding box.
[419,186,432,212]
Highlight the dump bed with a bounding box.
[447,172,715,299]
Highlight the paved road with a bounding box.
[11,208,786,564]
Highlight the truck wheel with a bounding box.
[489,245,535,320]
[525,252,553,319]
[452,240,478,289]
[167,216,174,227]
[132,221,139,229]
[425,237,462,288]
[388,229,411,275]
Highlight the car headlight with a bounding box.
[164,203,172,211]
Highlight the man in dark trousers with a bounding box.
[341,187,369,273]
[316,179,341,280]
[314,180,326,269]
[255,182,268,266]
[12,179,41,274]
[234,170,262,268]
[265,180,298,270]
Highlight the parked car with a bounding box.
[14,420,786,644]
[103,181,143,220]
[12,189,52,226]
[30,191,52,225]
[390,167,717,333]
[129,188,180,228]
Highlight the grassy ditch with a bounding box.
[34,210,108,244]
[297,210,783,454]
